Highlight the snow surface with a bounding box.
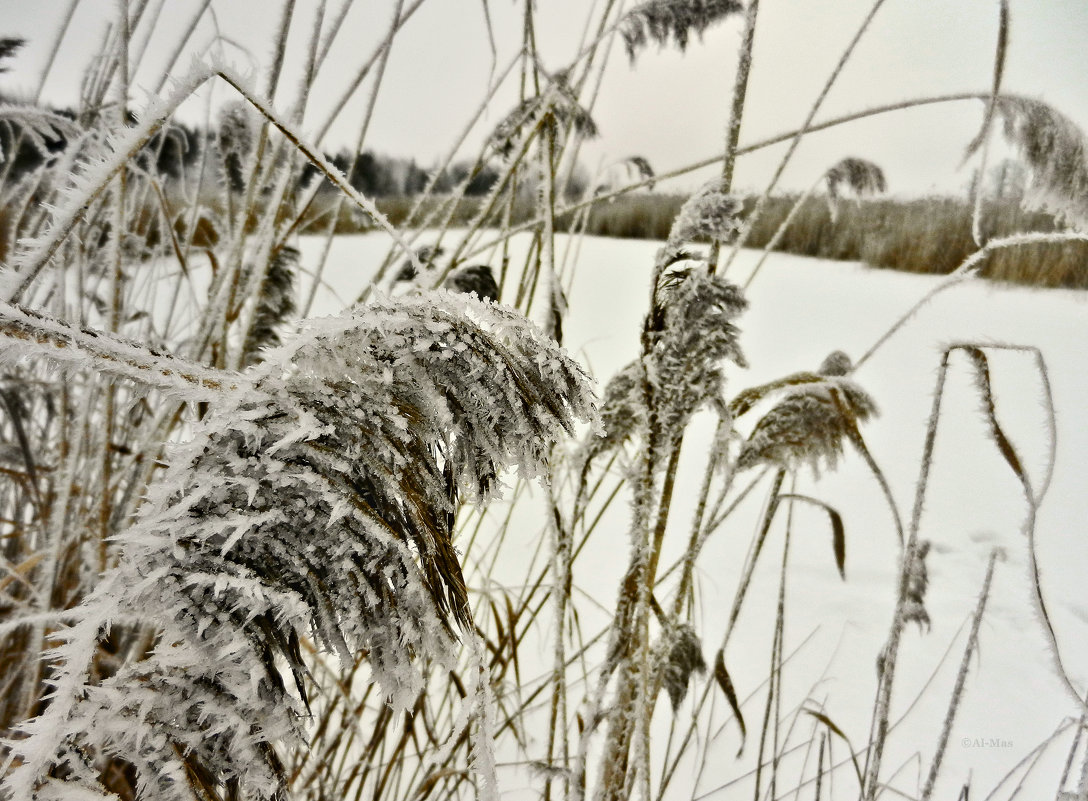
[299,232,1088,801]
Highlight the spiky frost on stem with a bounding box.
[0,299,239,404]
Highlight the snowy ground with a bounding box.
[299,232,1088,800]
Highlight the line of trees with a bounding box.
[0,36,499,200]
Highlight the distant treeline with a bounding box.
[0,95,499,200]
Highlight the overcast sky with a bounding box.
[3,0,1088,197]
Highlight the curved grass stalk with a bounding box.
[853,230,1088,372]
[863,338,1066,800]
[862,344,950,800]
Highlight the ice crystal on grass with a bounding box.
[619,0,744,62]
[4,292,595,801]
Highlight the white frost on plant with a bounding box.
[3,290,595,800]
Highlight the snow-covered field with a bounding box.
[301,232,1088,800]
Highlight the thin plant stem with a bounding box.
[920,549,999,801]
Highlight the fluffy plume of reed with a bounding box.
[445,264,500,303]
[818,349,853,377]
[825,157,887,220]
[665,178,743,253]
[619,0,744,61]
[393,245,445,286]
[3,292,596,801]
[623,155,656,191]
[488,75,598,160]
[0,37,24,72]
[0,106,79,165]
[649,265,747,453]
[737,377,877,474]
[585,361,645,464]
[585,263,745,467]
[986,96,1088,229]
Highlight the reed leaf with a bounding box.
[713,647,747,752]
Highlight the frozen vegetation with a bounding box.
[0,2,1087,801]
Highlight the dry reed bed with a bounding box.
[362,193,1088,289]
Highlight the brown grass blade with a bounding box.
[778,493,846,580]
[803,707,864,791]
[713,647,747,753]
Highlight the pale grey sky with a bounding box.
[2,0,1087,196]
